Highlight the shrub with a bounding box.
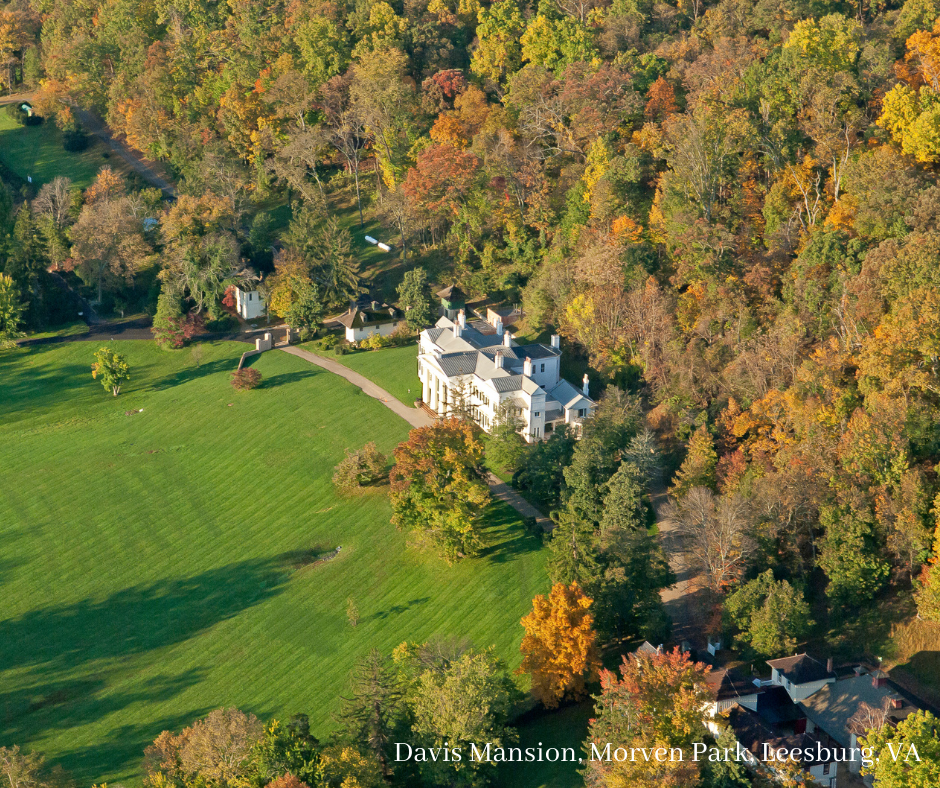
[364,331,391,350]
[231,368,262,391]
[334,343,349,356]
[319,333,339,350]
[332,442,388,492]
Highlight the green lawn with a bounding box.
[0,340,548,784]
[497,702,592,788]
[302,342,422,407]
[0,113,121,189]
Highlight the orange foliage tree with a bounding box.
[584,647,712,788]
[519,582,601,708]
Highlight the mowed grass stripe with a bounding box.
[0,341,547,785]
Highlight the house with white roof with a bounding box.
[418,309,595,442]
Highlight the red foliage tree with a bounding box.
[403,145,480,226]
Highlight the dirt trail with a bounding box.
[652,476,708,648]
[69,105,176,199]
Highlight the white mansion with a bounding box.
[418,310,595,442]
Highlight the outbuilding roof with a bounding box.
[766,654,833,686]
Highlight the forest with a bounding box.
[2,0,940,784]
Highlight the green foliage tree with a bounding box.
[818,503,890,608]
[90,346,130,396]
[599,461,647,536]
[670,425,718,497]
[470,0,525,84]
[283,281,324,339]
[487,399,528,472]
[395,267,433,332]
[152,289,188,350]
[514,428,577,511]
[407,649,517,787]
[861,710,940,787]
[724,570,812,657]
[389,419,491,561]
[308,217,361,306]
[332,442,388,492]
[0,273,26,349]
[339,649,403,778]
[247,715,320,786]
[520,16,597,74]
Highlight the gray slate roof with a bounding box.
[767,654,833,685]
[798,675,922,748]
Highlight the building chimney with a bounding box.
[458,309,466,329]
[495,350,504,369]
[582,374,590,397]
[454,322,463,338]
[523,357,533,377]
[494,316,503,335]
[873,672,888,688]
[827,658,834,674]
[503,330,512,348]
[891,697,904,710]
[551,334,560,349]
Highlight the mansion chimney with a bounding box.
[583,374,590,397]
[494,316,503,335]
[827,657,834,674]
[503,330,512,347]
[458,309,466,329]
[551,334,560,349]
[524,357,533,377]
[495,351,504,369]
[454,321,463,338]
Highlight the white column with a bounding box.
[422,367,429,403]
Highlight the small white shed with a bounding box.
[235,288,265,320]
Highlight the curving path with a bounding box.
[279,346,553,530]
[280,345,433,428]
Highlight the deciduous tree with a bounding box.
[519,582,601,708]
[724,570,812,657]
[91,347,130,397]
[389,419,491,561]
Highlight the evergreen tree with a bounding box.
[546,508,602,586]
[670,424,718,497]
[338,649,403,779]
[396,267,433,331]
[600,461,647,537]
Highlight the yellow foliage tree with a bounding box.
[879,23,940,162]
[429,114,468,148]
[519,582,601,708]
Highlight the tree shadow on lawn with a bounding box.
[256,369,320,389]
[0,667,208,747]
[478,502,543,564]
[0,556,294,676]
[55,705,216,784]
[0,361,92,419]
[146,358,241,391]
[367,597,431,622]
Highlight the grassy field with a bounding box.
[0,340,549,784]
[302,342,421,406]
[0,113,126,189]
